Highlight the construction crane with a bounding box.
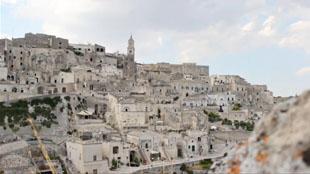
[27,117,57,174]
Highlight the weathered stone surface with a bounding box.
[211,90,310,174]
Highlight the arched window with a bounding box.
[124,107,129,112]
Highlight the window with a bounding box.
[93,169,97,174]
[93,155,97,161]
[113,146,119,154]
[192,145,195,152]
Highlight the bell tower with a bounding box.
[127,35,135,56]
[124,35,136,80]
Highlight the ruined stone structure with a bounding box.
[12,33,69,49]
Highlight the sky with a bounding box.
[1,0,310,97]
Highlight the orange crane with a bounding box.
[27,117,57,174]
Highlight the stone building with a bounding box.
[0,32,278,173]
[66,139,110,174]
[108,93,152,129]
[0,55,8,81]
[12,33,69,49]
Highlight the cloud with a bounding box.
[259,16,276,36]
[242,21,256,32]
[280,20,310,53]
[4,0,310,63]
[296,67,310,76]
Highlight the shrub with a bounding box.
[42,120,51,128]
[239,121,255,131]
[234,120,240,129]
[111,159,118,170]
[200,159,213,169]
[222,118,233,125]
[208,112,222,123]
[64,96,70,102]
[30,97,61,109]
[232,103,242,111]
[180,164,186,172]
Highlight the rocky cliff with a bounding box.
[211,90,310,174]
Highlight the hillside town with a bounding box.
[0,33,277,174]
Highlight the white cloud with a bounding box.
[280,20,310,53]
[259,16,276,36]
[5,0,310,63]
[296,67,310,76]
[242,21,256,32]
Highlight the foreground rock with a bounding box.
[211,90,310,174]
